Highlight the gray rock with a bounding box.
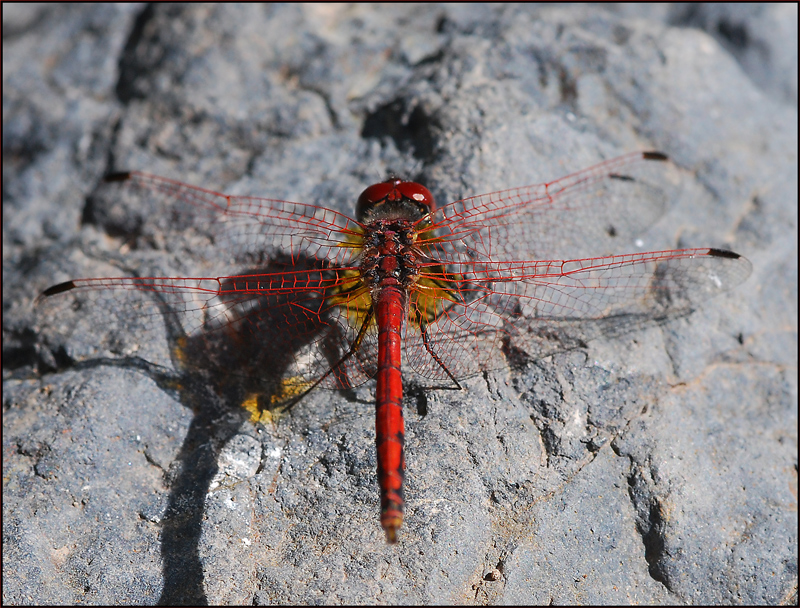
[3,4,796,605]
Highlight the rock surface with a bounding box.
[3,4,796,605]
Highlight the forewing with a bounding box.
[425,151,675,265]
[91,172,365,271]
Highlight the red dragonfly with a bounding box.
[36,151,752,543]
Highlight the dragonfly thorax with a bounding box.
[360,220,421,291]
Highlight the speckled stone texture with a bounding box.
[3,4,796,605]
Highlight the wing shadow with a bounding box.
[35,254,340,605]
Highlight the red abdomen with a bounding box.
[375,285,406,543]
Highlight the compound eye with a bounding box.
[356,181,398,221]
[355,179,436,222]
[396,182,435,214]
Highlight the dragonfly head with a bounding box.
[356,179,435,224]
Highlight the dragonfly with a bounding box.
[36,151,752,543]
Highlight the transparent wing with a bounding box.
[403,247,752,380]
[399,152,750,380]
[91,172,365,270]
[36,258,377,395]
[37,154,751,393]
[39,172,382,393]
[425,151,674,264]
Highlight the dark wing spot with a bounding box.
[40,281,77,297]
[104,171,132,183]
[707,248,741,259]
[609,173,635,182]
[643,151,669,161]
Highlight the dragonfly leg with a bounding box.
[420,321,463,390]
